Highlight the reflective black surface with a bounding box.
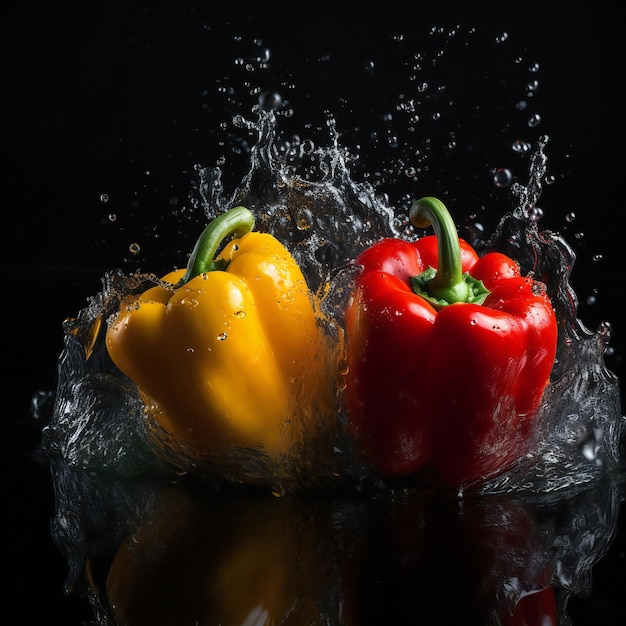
[6,2,626,624]
[40,460,622,625]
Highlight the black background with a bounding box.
[5,1,626,624]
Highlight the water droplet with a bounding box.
[526,79,539,92]
[495,32,508,43]
[364,60,375,71]
[296,216,311,230]
[528,113,541,127]
[515,100,528,111]
[180,297,200,309]
[512,139,531,153]
[108,213,117,222]
[592,253,603,262]
[493,168,512,188]
[31,390,54,420]
[507,234,521,249]
[464,222,485,247]
[300,139,315,155]
[217,332,228,341]
[529,206,544,222]
[581,436,600,461]
[258,90,282,111]
[129,242,141,255]
[271,484,286,498]
[100,193,109,203]
[470,318,478,326]
[233,310,246,318]
[565,212,576,223]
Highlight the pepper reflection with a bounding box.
[103,491,330,624]
[49,464,622,625]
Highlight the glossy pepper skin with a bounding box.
[106,206,333,456]
[344,197,558,487]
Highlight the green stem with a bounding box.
[409,197,489,307]
[177,206,255,286]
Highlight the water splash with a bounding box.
[193,109,403,292]
[40,108,624,496]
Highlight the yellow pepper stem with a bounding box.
[177,206,256,286]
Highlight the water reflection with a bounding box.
[47,459,623,625]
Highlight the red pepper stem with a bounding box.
[177,205,255,286]
[409,197,489,306]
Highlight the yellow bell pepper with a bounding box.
[105,206,337,457]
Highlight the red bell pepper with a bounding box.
[344,196,558,487]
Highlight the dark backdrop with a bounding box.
[5,2,625,624]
